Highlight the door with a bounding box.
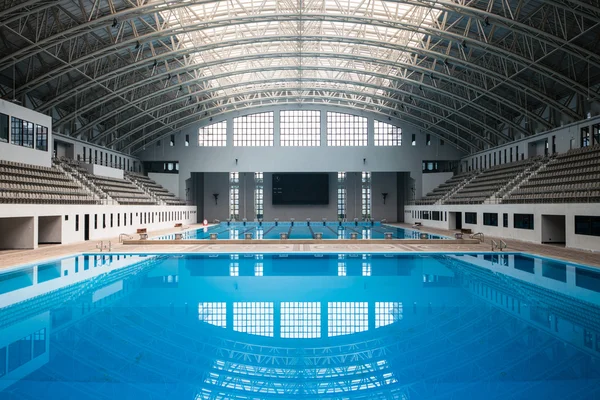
[455,212,462,230]
[84,214,90,241]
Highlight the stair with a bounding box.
[497,157,554,201]
[54,158,114,204]
[437,172,480,205]
[126,176,164,205]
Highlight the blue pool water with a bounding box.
[1,252,600,399]
[157,221,447,240]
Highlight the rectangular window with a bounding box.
[510,147,513,162]
[592,124,600,146]
[254,172,264,219]
[465,212,477,224]
[23,121,34,148]
[280,110,320,146]
[233,112,274,146]
[170,134,174,146]
[199,120,227,146]
[375,302,402,328]
[411,134,416,146]
[10,117,23,146]
[326,112,367,146]
[503,213,508,228]
[337,172,346,219]
[581,126,590,147]
[544,139,549,156]
[361,172,371,219]
[552,135,557,153]
[110,213,113,228]
[94,214,98,229]
[374,120,401,146]
[426,133,431,146]
[185,134,189,147]
[0,113,8,142]
[574,216,600,237]
[483,213,498,226]
[35,125,48,151]
[75,215,79,231]
[8,335,32,372]
[230,172,240,220]
[103,214,106,228]
[514,214,534,230]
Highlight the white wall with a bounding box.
[421,172,453,197]
[405,203,600,252]
[0,99,52,168]
[81,163,124,179]
[53,133,141,172]
[461,115,600,172]
[0,204,197,248]
[137,105,464,202]
[149,172,180,197]
[38,216,62,244]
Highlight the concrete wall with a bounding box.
[149,172,180,198]
[0,204,197,248]
[38,216,62,244]
[136,105,464,202]
[199,171,402,222]
[541,215,566,244]
[0,217,36,249]
[53,133,140,172]
[461,115,600,172]
[0,99,52,168]
[81,163,124,179]
[405,203,600,252]
[422,172,453,197]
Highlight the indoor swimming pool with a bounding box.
[0,252,599,399]
[156,221,447,240]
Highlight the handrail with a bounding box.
[491,239,498,251]
[470,232,484,243]
[119,233,133,243]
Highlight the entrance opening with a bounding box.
[38,216,62,245]
[0,217,35,250]
[455,212,462,230]
[541,215,566,245]
[84,214,90,241]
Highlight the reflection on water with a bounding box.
[0,253,599,399]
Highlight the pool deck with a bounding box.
[0,223,598,269]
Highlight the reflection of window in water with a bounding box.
[362,255,371,276]
[254,255,263,276]
[338,254,346,276]
[328,302,368,337]
[230,254,239,276]
[198,302,227,328]
[233,302,274,337]
[375,302,403,328]
[281,302,320,338]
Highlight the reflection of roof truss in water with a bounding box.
[198,301,403,338]
[198,358,399,398]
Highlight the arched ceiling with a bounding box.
[1,0,599,154]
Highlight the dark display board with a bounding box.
[272,173,329,205]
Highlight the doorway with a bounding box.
[84,214,90,241]
[541,215,565,245]
[448,212,462,230]
[455,212,462,230]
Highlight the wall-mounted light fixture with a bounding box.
[235,158,238,165]
[382,192,389,205]
[363,158,366,164]
[213,193,219,205]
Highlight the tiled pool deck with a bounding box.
[0,223,598,269]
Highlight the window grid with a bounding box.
[198,121,227,147]
[230,172,239,220]
[255,172,264,219]
[375,302,403,328]
[362,263,371,276]
[280,110,321,146]
[374,120,402,146]
[233,112,274,146]
[281,302,321,338]
[233,302,274,337]
[327,112,367,146]
[362,172,372,219]
[198,302,227,328]
[337,172,346,219]
[328,302,368,337]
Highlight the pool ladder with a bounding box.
[96,240,111,252]
[491,239,507,251]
